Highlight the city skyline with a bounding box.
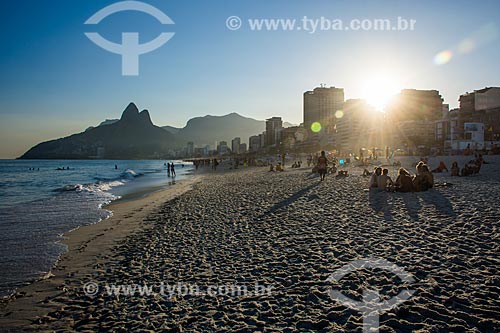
[1,0,500,158]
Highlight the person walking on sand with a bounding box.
[317,151,328,181]
[170,162,176,177]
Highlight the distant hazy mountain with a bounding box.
[87,111,268,146]
[283,122,298,128]
[20,103,176,159]
[85,119,119,132]
[175,113,265,146]
[98,119,119,127]
[162,125,181,135]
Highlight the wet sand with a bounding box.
[1,157,499,332]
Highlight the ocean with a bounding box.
[0,159,193,298]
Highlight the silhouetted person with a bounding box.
[170,163,176,177]
[395,168,414,192]
[451,161,460,176]
[369,167,382,188]
[317,151,328,181]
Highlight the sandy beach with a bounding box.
[1,157,499,332]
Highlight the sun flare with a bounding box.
[360,75,401,111]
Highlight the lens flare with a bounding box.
[433,50,453,65]
[311,122,322,133]
[458,38,475,54]
[335,110,344,119]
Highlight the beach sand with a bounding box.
[1,157,499,332]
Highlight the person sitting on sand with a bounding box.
[269,164,275,172]
[422,164,434,188]
[432,161,448,173]
[275,163,284,172]
[377,168,394,190]
[395,168,414,192]
[369,167,382,188]
[415,161,424,174]
[307,154,313,167]
[451,161,460,176]
[317,151,328,181]
[463,158,481,175]
[363,168,371,177]
[461,163,472,176]
[413,164,433,191]
[336,170,348,179]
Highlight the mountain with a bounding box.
[176,113,265,145]
[162,125,181,135]
[97,119,119,127]
[20,103,176,159]
[85,119,119,132]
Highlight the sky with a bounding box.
[1,0,499,158]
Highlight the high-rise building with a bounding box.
[279,126,307,150]
[265,117,283,147]
[217,141,228,154]
[259,132,266,148]
[435,104,450,146]
[231,137,241,154]
[336,99,378,153]
[186,141,194,157]
[239,143,247,153]
[385,89,444,147]
[386,89,444,122]
[303,86,345,134]
[249,135,261,152]
[456,87,500,142]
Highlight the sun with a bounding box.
[360,75,401,111]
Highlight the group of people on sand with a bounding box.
[430,153,485,177]
[368,161,434,192]
[451,154,485,177]
[269,163,284,172]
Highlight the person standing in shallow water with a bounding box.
[170,162,176,177]
[317,151,328,181]
[167,163,171,177]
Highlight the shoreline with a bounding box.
[0,173,205,331]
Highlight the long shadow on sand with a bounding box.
[369,189,421,221]
[264,182,320,215]
[368,189,395,222]
[400,192,422,221]
[417,187,456,218]
[370,188,456,222]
